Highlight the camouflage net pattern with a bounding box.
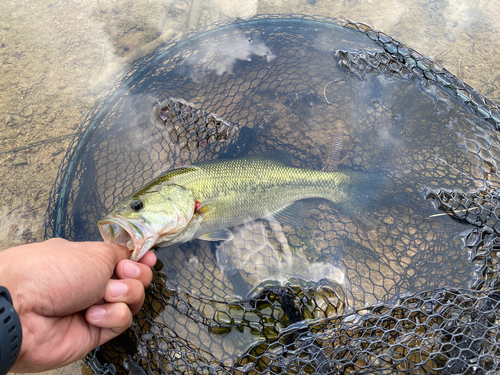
[44,15,500,374]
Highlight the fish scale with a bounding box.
[174,157,351,229]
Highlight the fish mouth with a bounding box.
[98,216,157,261]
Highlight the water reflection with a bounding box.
[185,31,275,82]
[216,220,347,294]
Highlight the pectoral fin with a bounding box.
[198,228,234,241]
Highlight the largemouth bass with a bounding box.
[98,151,393,261]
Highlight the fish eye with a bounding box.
[130,200,144,212]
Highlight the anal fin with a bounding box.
[271,201,309,227]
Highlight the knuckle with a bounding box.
[46,237,68,245]
[125,279,145,301]
[142,267,154,284]
[116,304,133,325]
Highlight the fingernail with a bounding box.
[124,261,140,278]
[109,280,128,297]
[88,306,106,321]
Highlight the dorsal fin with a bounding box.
[323,129,343,172]
[133,166,199,197]
[244,149,294,166]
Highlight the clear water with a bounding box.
[1,1,500,374]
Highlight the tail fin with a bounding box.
[335,171,394,227]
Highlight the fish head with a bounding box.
[98,183,196,261]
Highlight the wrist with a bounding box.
[0,248,28,372]
[0,286,22,375]
[0,248,24,314]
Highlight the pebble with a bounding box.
[12,155,28,166]
[7,114,22,127]
[445,33,455,43]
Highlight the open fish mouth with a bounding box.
[98,216,156,261]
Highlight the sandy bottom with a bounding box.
[1,0,499,374]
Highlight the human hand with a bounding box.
[0,238,157,373]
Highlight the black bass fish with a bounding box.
[98,151,392,261]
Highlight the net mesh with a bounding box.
[44,14,500,375]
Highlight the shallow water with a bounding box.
[1,1,500,374]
